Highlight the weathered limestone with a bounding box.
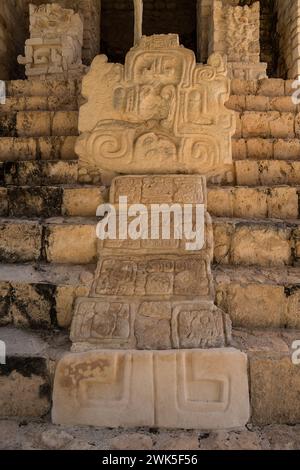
[76,34,235,179]
[0,328,52,418]
[18,3,86,80]
[206,1,267,80]
[52,348,249,429]
[52,188,250,420]
[69,174,231,354]
[0,1,27,80]
[276,0,300,79]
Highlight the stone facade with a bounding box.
[0,1,101,81]
[18,3,86,80]
[0,1,28,80]
[208,1,267,79]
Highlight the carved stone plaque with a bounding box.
[52,349,250,429]
[76,34,236,175]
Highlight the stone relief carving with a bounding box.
[52,37,250,429]
[18,3,86,80]
[69,174,231,353]
[52,349,250,429]
[210,1,267,80]
[76,34,235,176]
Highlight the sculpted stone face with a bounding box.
[76,34,236,176]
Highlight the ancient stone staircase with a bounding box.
[0,77,300,426]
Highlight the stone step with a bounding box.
[234,160,300,186]
[232,328,300,426]
[0,263,93,329]
[215,265,300,330]
[1,419,299,451]
[233,138,300,161]
[227,95,298,113]
[0,216,299,267]
[0,325,299,426]
[0,111,78,137]
[0,95,79,112]
[0,184,297,219]
[235,111,300,139]
[0,326,68,419]
[0,137,77,161]
[0,160,78,186]
[1,158,299,188]
[208,185,299,219]
[213,217,300,268]
[231,79,294,97]
[0,185,106,218]
[2,136,299,163]
[4,79,80,98]
[0,263,299,331]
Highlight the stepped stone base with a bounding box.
[52,348,250,429]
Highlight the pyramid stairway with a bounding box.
[0,77,300,426]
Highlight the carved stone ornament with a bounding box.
[18,3,86,80]
[76,34,236,176]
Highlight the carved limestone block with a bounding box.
[97,174,214,256]
[110,175,207,205]
[91,255,214,299]
[68,173,226,353]
[52,349,250,429]
[210,1,267,80]
[70,298,230,351]
[18,3,86,80]
[76,34,236,176]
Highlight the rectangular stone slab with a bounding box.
[52,348,249,429]
[110,175,207,205]
[70,298,229,350]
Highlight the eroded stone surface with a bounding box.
[210,1,267,80]
[52,348,249,429]
[71,298,229,351]
[76,34,235,176]
[18,4,86,80]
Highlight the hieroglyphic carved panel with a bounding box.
[76,34,236,176]
[97,210,214,256]
[18,3,86,80]
[110,175,207,205]
[70,298,135,349]
[52,349,250,429]
[92,255,214,299]
[70,298,230,351]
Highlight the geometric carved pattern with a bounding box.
[76,34,236,175]
[52,349,250,429]
[69,174,231,352]
[70,298,230,350]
